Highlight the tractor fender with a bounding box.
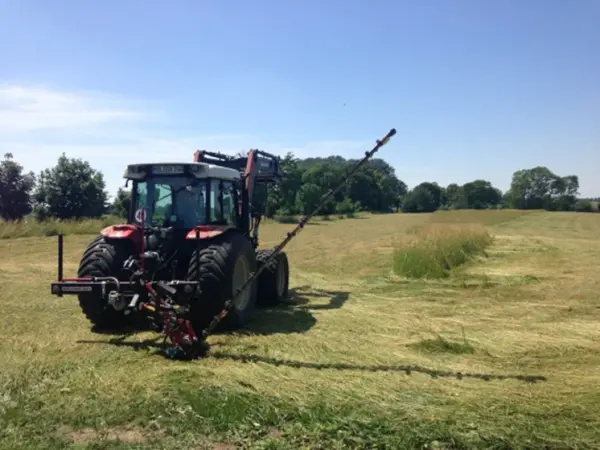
[186,225,233,240]
[100,224,142,246]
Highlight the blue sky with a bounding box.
[1,0,599,198]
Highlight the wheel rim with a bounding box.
[232,255,252,310]
[275,258,286,298]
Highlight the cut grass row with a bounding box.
[392,210,539,278]
[393,223,493,278]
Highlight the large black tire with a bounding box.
[186,232,258,332]
[256,249,289,307]
[77,235,134,329]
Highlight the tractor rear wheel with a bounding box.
[256,249,289,307]
[77,235,134,329]
[186,232,258,332]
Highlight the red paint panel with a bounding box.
[100,224,142,246]
[186,224,231,240]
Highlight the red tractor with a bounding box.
[50,129,396,358]
[51,150,288,345]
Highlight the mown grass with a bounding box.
[409,330,476,355]
[393,223,493,278]
[429,208,534,226]
[1,210,600,448]
[275,212,358,223]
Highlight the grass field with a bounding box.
[1,210,600,449]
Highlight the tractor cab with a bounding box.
[123,162,243,232]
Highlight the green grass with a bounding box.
[409,330,476,355]
[1,211,600,448]
[393,223,493,278]
[0,214,354,239]
[0,215,124,239]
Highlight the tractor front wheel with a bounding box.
[256,249,289,307]
[77,235,134,330]
[187,232,258,332]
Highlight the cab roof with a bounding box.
[123,162,242,182]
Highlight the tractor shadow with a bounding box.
[237,285,350,336]
[77,285,350,352]
[89,317,156,336]
[286,285,350,311]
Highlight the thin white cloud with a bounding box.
[0,83,381,198]
[0,83,146,133]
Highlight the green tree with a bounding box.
[295,183,323,215]
[275,152,303,215]
[574,200,593,212]
[507,166,578,211]
[343,158,406,212]
[444,183,467,209]
[419,182,443,208]
[550,175,579,211]
[301,161,342,214]
[0,153,36,221]
[262,152,407,217]
[461,179,502,209]
[335,197,360,215]
[34,153,108,220]
[111,187,131,219]
[401,182,443,213]
[401,184,438,213]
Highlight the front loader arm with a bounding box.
[243,149,283,208]
[193,149,283,194]
[193,148,283,219]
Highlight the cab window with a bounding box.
[210,179,237,225]
[221,181,237,225]
[153,184,173,224]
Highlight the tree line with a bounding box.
[0,151,596,223]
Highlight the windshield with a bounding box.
[132,176,207,228]
[132,176,239,229]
